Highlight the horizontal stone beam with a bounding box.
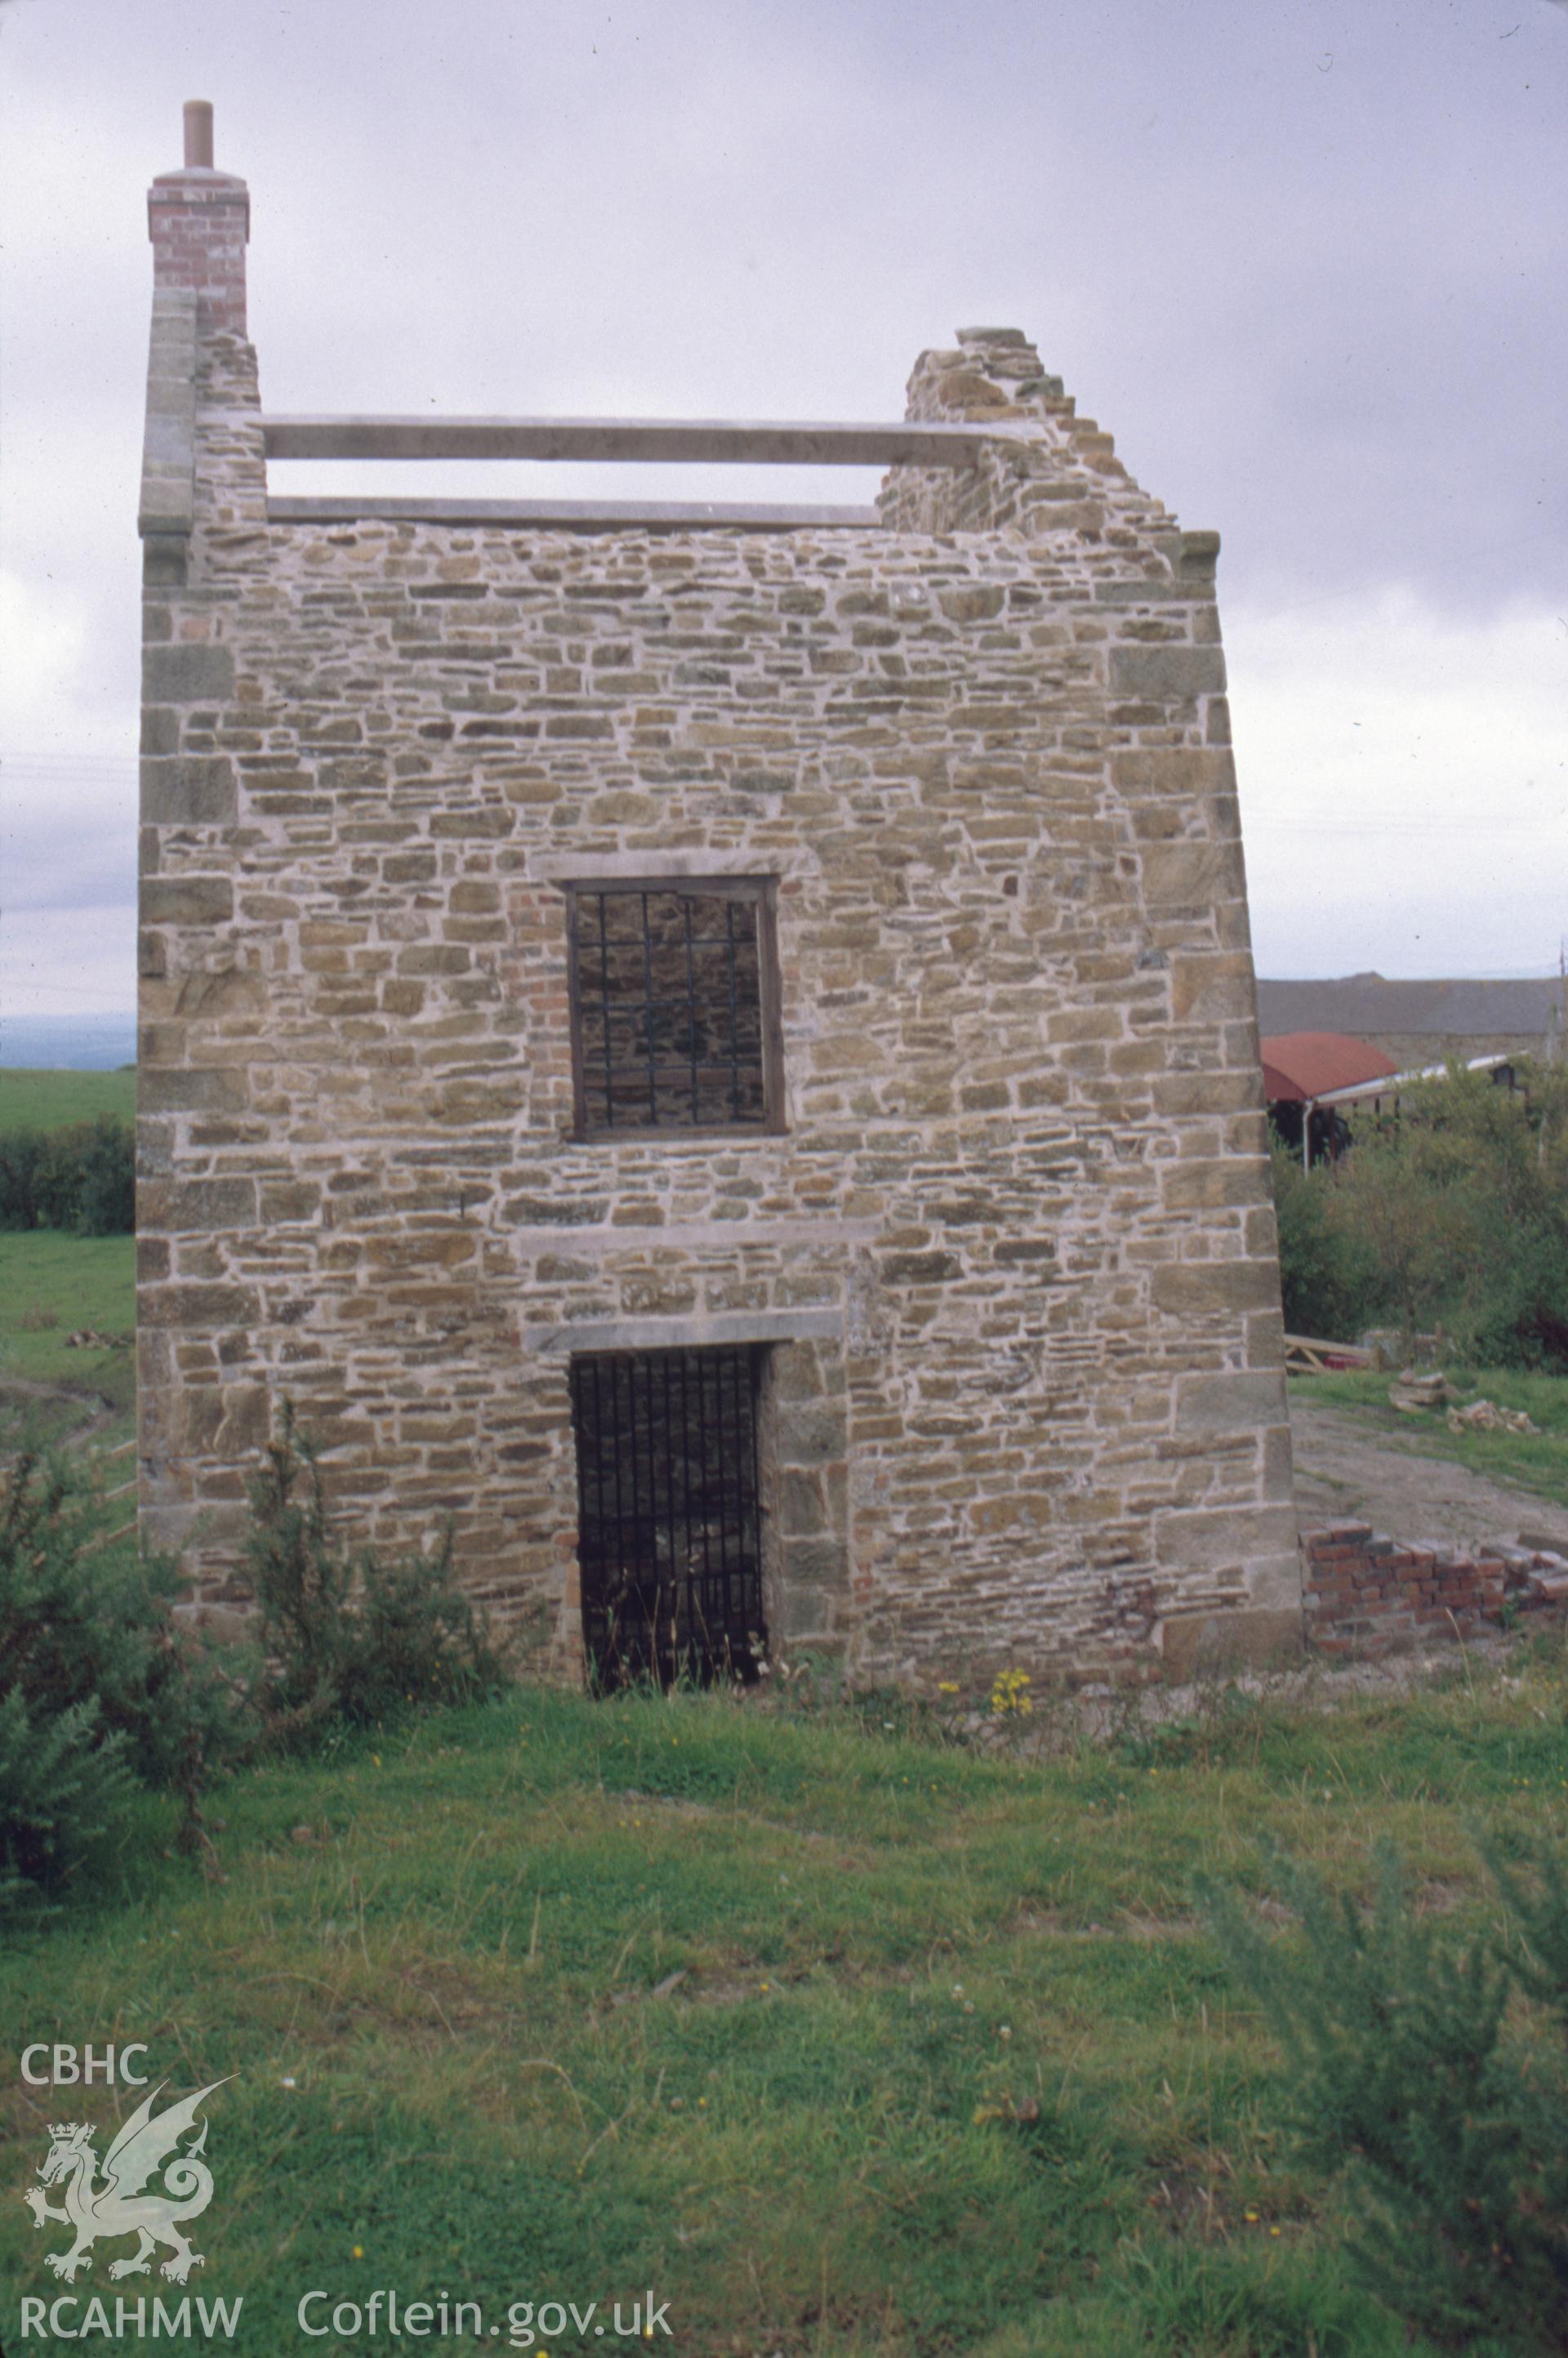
[525,1308,844,1355]
[267,495,882,532]
[261,414,1034,466]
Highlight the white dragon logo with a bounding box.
[24,2078,232,2285]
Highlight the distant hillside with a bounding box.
[0,1013,135,1071]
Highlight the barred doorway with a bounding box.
[568,1347,767,1690]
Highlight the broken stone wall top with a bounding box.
[135,108,1298,1685]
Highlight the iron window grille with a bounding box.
[569,1346,767,1690]
[564,877,784,1138]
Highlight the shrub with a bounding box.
[1269,1063,1568,1366]
[0,1684,135,1913]
[244,1403,511,1741]
[1267,1134,1372,1341]
[0,1455,231,1909]
[1203,1840,1568,2353]
[69,1115,136,1236]
[0,1129,48,1230]
[0,1117,136,1235]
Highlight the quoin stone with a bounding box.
[136,105,1299,1687]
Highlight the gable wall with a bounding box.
[136,318,1298,1683]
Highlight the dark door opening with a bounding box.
[569,1346,766,1690]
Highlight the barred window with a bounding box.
[564,878,784,1137]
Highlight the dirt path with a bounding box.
[1290,1398,1568,1557]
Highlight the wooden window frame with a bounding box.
[563,875,786,1143]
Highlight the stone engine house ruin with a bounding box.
[136,106,1300,1686]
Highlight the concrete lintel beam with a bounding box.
[261,414,1036,466]
[267,495,882,532]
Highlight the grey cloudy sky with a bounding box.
[2,0,1565,1018]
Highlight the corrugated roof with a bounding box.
[1315,1051,1517,1109]
[1257,975,1563,1038]
[1260,1032,1400,1102]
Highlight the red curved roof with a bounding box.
[1260,1031,1399,1103]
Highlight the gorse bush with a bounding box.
[244,1402,512,1741]
[1204,1840,1568,2354]
[0,1117,135,1235]
[1270,1060,1568,1366]
[0,1455,231,1910]
[0,1683,136,1914]
[1,1402,514,1906]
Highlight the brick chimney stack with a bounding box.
[147,100,250,337]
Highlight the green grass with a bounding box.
[0,1064,135,1130]
[0,1068,137,1435]
[7,1670,1568,2356]
[1290,1366,1568,1509]
[0,1229,136,1417]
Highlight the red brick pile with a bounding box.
[1303,1524,1568,1658]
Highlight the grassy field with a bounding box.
[6,1667,1567,2357]
[1289,1366,1568,1509]
[0,1068,137,1438]
[0,1064,135,1130]
[0,1229,136,1430]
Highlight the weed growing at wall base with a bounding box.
[245,1402,512,1744]
[990,1667,1033,1718]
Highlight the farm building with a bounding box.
[136,105,1298,1687]
[1256,974,1565,1075]
[1260,1031,1399,1166]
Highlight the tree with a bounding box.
[1268,1062,1568,1366]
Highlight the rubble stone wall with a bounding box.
[136,253,1298,1680]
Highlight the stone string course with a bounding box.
[137,163,1300,1683]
